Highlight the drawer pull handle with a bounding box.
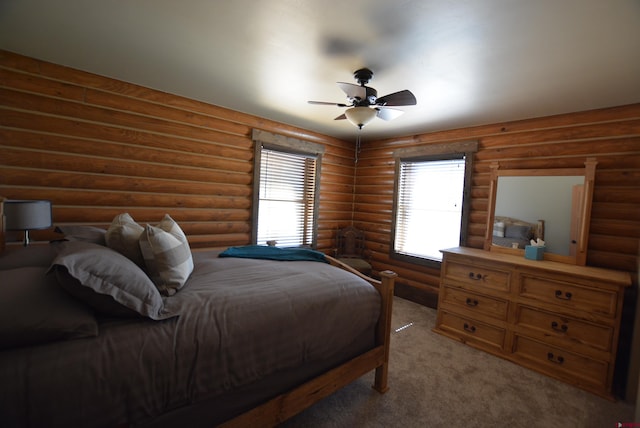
[463,323,476,333]
[547,352,565,365]
[465,298,479,307]
[551,321,568,333]
[554,290,573,301]
[468,272,485,281]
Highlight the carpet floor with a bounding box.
[281,297,635,428]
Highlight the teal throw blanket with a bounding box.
[219,245,327,263]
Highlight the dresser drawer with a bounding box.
[443,260,510,293]
[515,306,613,353]
[512,335,608,389]
[440,286,508,321]
[438,311,506,351]
[519,274,618,318]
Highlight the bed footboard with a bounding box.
[220,256,396,427]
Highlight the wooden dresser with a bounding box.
[434,247,631,399]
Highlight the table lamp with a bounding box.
[3,200,52,246]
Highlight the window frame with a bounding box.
[390,141,477,268]
[251,129,324,248]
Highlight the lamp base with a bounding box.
[23,229,31,246]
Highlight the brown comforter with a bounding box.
[0,251,381,427]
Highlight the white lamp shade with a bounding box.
[344,107,377,129]
[4,200,52,231]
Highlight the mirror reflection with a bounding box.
[492,176,585,256]
[484,159,596,265]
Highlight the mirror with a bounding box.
[484,159,597,265]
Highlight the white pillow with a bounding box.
[493,221,505,238]
[105,213,145,267]
[139,214,194,296]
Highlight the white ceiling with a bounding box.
[1,0,640,142]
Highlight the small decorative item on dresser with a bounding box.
[524,238,545,260]
[524,245,545,260]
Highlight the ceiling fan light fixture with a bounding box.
[345,106,377,129]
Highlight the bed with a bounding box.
[491,216,545,249]
[0,217,396,428]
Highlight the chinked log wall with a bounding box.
[356,104,640,299]
[0,50,356,251]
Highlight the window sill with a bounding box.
[390,252,442,269]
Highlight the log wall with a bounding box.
[0,50,355,251]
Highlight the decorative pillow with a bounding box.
[139,214,194,296]
[0,266,98,350]
[55,225,107,245]
[493,221,505,238]
[50,241,174,320]
[105,213,145,267]
[505,224,532,241]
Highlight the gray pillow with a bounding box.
[0,266,98,350]
[505,224,532,240]
[50,241,175,320]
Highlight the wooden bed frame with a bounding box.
[221,255,397,427]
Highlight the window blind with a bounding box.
[395,157,466,261]
[257,147,317,247]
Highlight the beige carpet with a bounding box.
[282,297,635,428]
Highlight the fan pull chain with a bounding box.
[355,131,361,164]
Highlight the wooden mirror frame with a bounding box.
[484,158,597,266]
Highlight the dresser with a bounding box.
[434,247,631,399]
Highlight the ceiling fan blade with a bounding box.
[334,113,347,120]
[308,100,349,107]
[337,82,366,100]
[376,89,417,106]
[376,107,404,121]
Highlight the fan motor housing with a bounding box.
[349,86,377,106]
[364,87,377,105]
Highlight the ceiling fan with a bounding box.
[308,68,417,129]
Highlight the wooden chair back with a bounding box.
[336,226,366,259]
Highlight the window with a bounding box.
[391,142,476,266]
[252,130,323,248]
